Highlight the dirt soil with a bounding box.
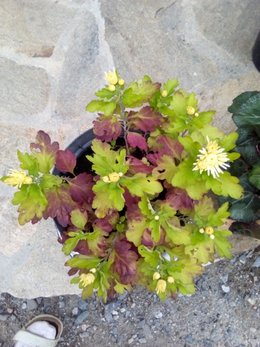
[0,247,259,347]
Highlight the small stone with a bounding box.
[78,300,88,311]
[154,312,163,319]
[72,307,79,316]
[112,310,118,315]
[120,308,126,313]
[7,308,13,314]
[239,254,247,264]
[131,303,136,308]
[26,299,38,311]
[247,298,256,306]
[250,327,257,333]
[21,302,27,309]
[75,311,88,325]
[59,301,65,309]
[220,274,229,283]
[81,324,88,332]
[139,338,147,344]
[0,314,9,321]
[221,285,230,293]
[128,337,134,344]
[252,257,260,268]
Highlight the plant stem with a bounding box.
[119,100,130,155]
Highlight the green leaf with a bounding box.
[95,88,116,100]
[152,155,178,184]
[86,100,117,116]
[249,164,260,189]
[171,160,208,199]
[66,255,101,269]
[206,172,243,199]
[92,180,125,217]
[220,132,238,151]
[70,209,88,229]
[17,150,39,176]
[12,184,48,225]
[214,230,232,258]
[162,79,179,94]
[233,95,260,125]
[121,174,163,197]
[87,139,128,177]
[114,281,131,295]
[40,174,63,190]
[138,245,161,267]
[126,219,147,246]
[164,222,191,245]
[62,235,82,256]
[228,91,259,114]
[208,202,230,227]
[122,76,159,107]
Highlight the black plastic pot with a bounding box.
[53,128,95,234]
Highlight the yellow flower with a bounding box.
[118,78,125,86]
[108,84,116,92]
[108,172,121,183]
[102,176,110,183]
[199,228,205,234]
[205,226,214,235]
[161,90,168,97]
[89,268,97,274]
[193,137,230,178]
[153,272,161,280]
[167,276,175,284]
[105,71,118,85]
[79,273,95,287]
[156,279,167,294]
[3,170,32,188]
[154,215,160,221]
[210,234,215,240]
[186,106,195,115]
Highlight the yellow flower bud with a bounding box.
[79,273,95,287]
[156,279,167,294]
[210,234,215,240]
[154,215,160,221]
[89,268,96,274]
[161,90,168,97]
[118,78,125,86]
[118,172,124,177]
[194,112,199,117]
[153,272,161,280]
[108,172,121,183]
[102,176,110,183]
[108,84,116,91]
[3,170,32,188]
[186,106,195,115]
[205,226,214,235]
[105,71,118,85]
[167,276,175,284]
[199,228,205,234]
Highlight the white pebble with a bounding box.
[154,312,163,319]
[221,285,230,293]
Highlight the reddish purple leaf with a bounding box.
[128,106,164,132]
[127,132,148,151]
[68,173,94,205]
[93,115,122,142]
[150,135,183,160]
[94,210,120,233]
[141,229,154,247]
[30,130,59,155]
[56,149,77,174]
[165,188,194,211]
[113,239,139,284]
[124,189,142,220]
[43,186,78,227]
[127,156,153,174]
[146,153,162,166]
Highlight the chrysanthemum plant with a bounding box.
[1,71,243,301]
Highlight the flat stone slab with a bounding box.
[0,0,259,298]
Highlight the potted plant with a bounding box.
[219,91,260,238]
[1,71,243,301]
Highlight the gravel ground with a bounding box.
[0,247,259,347]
